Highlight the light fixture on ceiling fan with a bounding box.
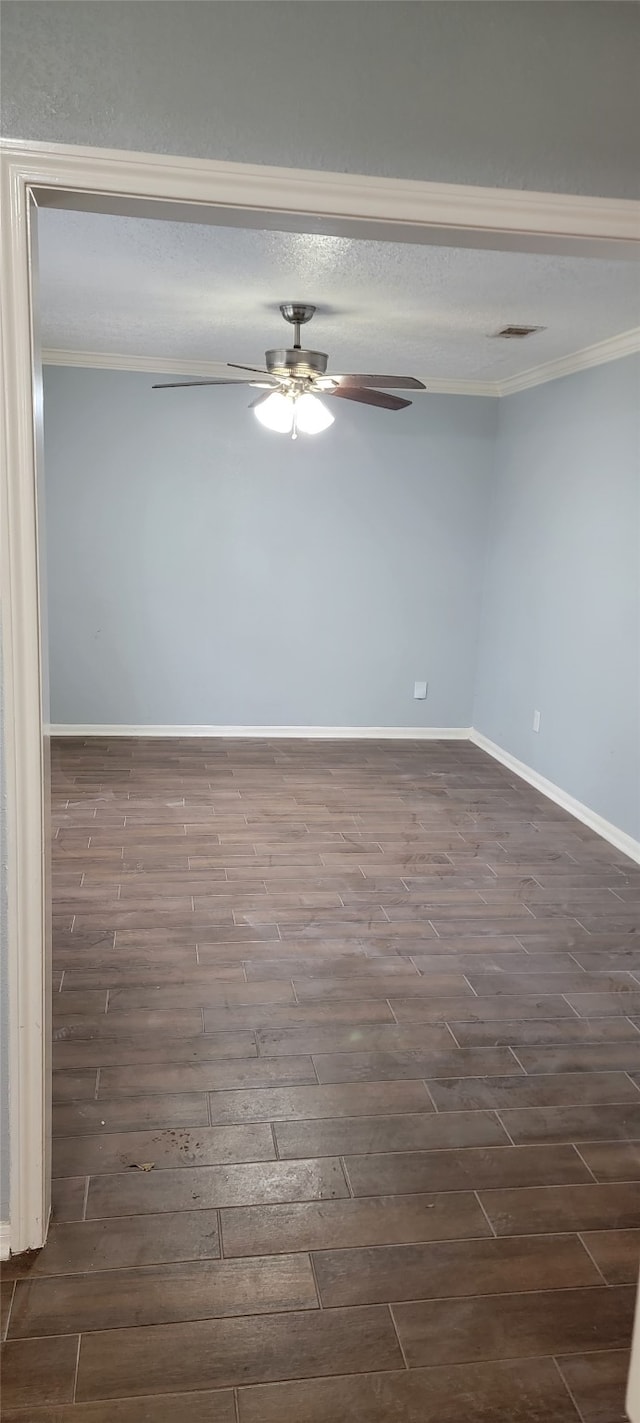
[153,304,426,438]
[254,388,335,437]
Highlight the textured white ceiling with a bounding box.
[37,209,640,380]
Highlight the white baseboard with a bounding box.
[0,1222,11,1260]
[470,729,640,866]
[49,724,473,740]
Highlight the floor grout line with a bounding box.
[387,1303,410,1370]
[576,1231,610,1284]
[422,1079,440,1113]
[551,1354,588,1422]
[571,1144,601,1184]
[508,1045,528,1074]
[308,1249,324,1311]
[474,1189,498,1237]
[71,1332,82,1402]
[2,1280,16,1342]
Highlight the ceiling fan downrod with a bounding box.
[279,302,316,351]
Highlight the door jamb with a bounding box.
[1,135,638,1253]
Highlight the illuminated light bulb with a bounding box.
[254,391,294,433]
[294,393,335,434]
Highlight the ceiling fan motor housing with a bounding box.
[265,347,329,380]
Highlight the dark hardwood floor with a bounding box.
[2,736,640,1420]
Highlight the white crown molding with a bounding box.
[41,349,497,398]
[470,730,640,866]
[42,328,640,398]
[496,326,640,396]
[398,377,496,398]
[42,350,238,378]
[49,724,473,740]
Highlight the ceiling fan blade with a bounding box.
[329,386,411,411]
[228,362,271,374]
[333,374,426,390]
[152,379,254,389]
[248,391,275,409]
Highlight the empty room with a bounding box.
[1,3,640,1421]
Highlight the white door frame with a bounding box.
[1,136,638,1255]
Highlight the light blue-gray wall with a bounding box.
[474,355,640,840]
[2,2,639,198]
[43,367,496,728]
[43,359,640,834]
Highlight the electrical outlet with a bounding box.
[414,681,428,700]
[533,709,541,733]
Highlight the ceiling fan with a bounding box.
[153,304,426,438]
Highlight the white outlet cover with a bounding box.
[533,710,541,733]
[414,681,428,700]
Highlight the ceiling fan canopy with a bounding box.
[153,303,426,436]
[264,303,329,380]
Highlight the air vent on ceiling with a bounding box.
[493,325,545,339]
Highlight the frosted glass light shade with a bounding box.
[254,391,294,433]
[294,393,335,433]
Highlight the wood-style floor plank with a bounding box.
[4,735,639,1412]
[236,1359,580,1422]
[313,1233,599,1306]
[392,1284,635,1366]
[1,1396,237,1423]
[8,1254,318,1336]
[75,1306,404,1399]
